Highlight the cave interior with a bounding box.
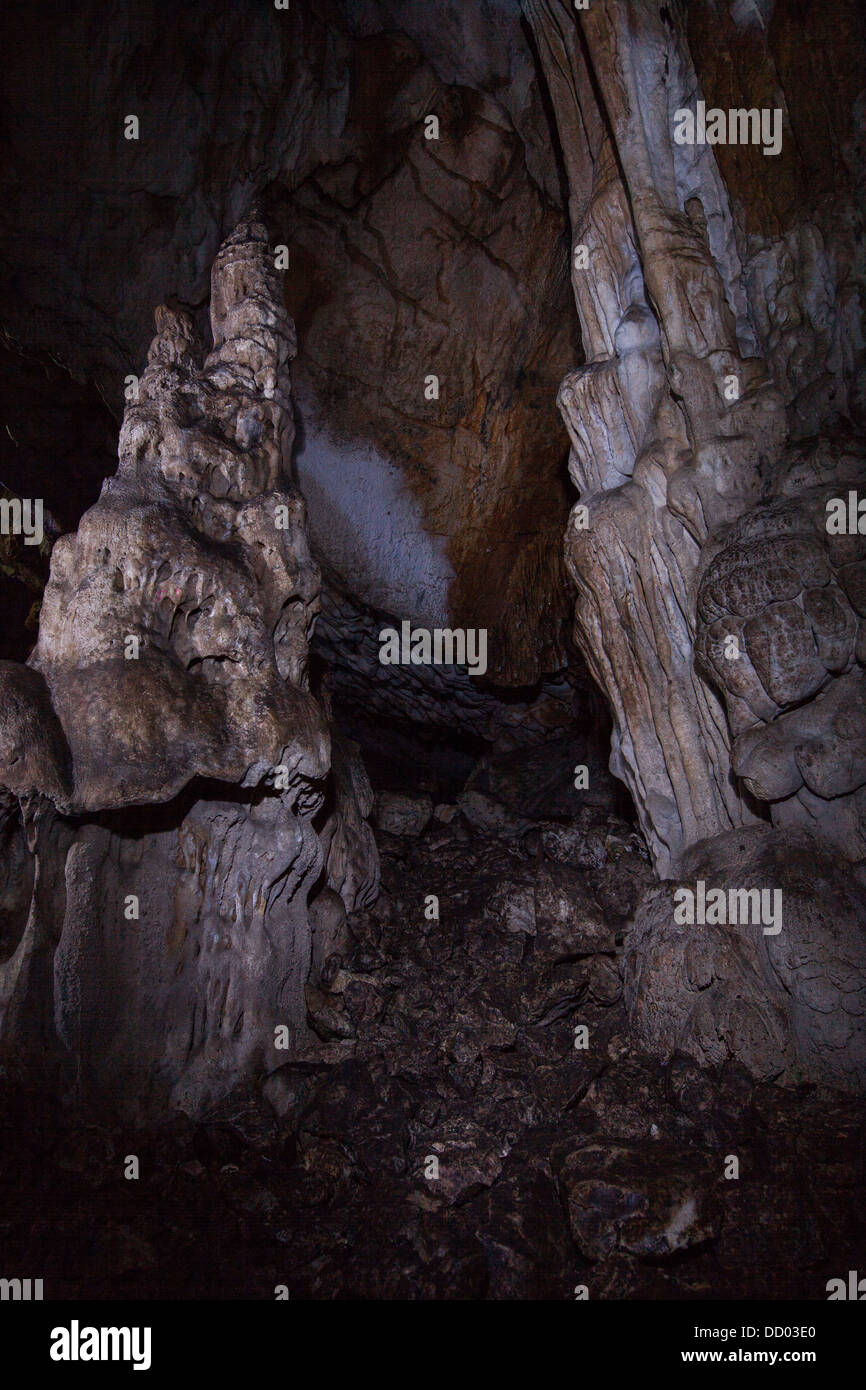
[0,0,864,1302]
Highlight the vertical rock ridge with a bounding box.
[0,219,379,1118]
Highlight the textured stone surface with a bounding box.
[553,1136,720,1260]
[313,575,611,797]
[0,0,864,1299]
[374,791,433,838]
[1,805,862,1300]
[685,0,866,439]
[696,479,866,862]
[0,220,377,1117]
[624,826,866,1092]
[521,0,866,1096]
[0,0,577,689]
[529,0,865,875]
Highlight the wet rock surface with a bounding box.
[2,805,862,1301]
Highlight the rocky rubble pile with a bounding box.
[2,793,862,1300]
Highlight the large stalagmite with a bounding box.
[528,0,866,1088]
[0,219,378,1118]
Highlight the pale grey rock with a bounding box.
[697,482,866,862]
[0,0,575,691]
[529,0,865,881]
[488,879,536,936]
[317,731,380,913]
[624,826,866,1093]
[554,1136,720,1259]
[308,888,352,989]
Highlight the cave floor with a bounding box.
[1,809,863,1300]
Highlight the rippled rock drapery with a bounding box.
[696,465,866,864]
[529,0,767,875]
[527,0,866,1087]
[623,826,866,1092]
[0,219,378,1118]
[528,0,865,878]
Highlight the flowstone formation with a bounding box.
[624,826,866,1093]
[696,466,866,864]
[0,219,378,1119]
[528,0,866,1087]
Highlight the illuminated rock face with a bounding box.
[29,221,328,813]
[696,473,866,865]
[0,0,862,1115]
[0,221,378,1118]
[526,0,866,1088]
[0,0,577,692]
[528,0,866,877]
